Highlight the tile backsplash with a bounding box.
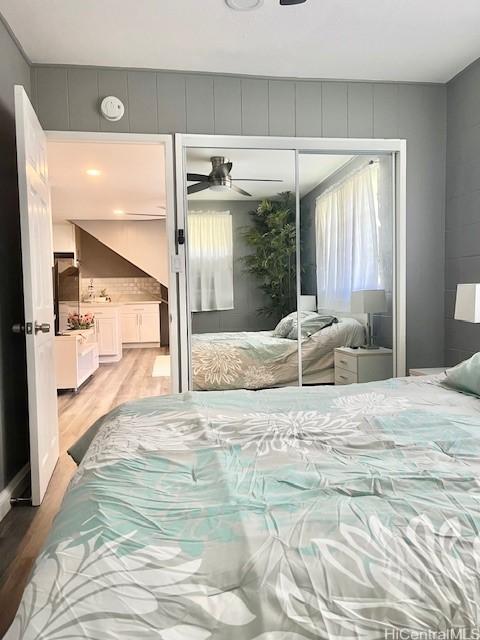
[81,277,161,299]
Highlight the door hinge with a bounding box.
[171,254,184,274]
[177,228,185,245]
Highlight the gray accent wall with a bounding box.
[77,228,152,279]
[445,60,480,365]
[189,200,273,334]
[31,65,447,369]
[0,17,31,492]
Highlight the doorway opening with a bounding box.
[46,134,176,454]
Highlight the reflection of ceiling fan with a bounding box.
[187,156,283,197]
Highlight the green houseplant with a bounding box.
[242,192,297,320]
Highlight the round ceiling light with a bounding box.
[225,0,263,10]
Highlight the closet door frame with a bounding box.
[175,134,406,391]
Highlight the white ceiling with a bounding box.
[1,0,480,82]
[47,140,353,218]
[186,148,353,201]
[48,141,166,221]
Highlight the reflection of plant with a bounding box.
[242,192,296,320]
[67,313,95,330]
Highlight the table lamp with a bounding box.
[351,289,387,349]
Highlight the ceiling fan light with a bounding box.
[225,0,263,10]
[210,184,231,192]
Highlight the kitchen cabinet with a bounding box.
[82,305,122,363]
[55,328,99,391]
[121,311,139,343]
[121,304,161,346]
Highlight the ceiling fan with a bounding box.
[187,156,283,197]
[116,206,166,219]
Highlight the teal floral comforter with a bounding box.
[6,375,480,639]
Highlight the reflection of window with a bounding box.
[315,162,383,312]
[188,211,234,312]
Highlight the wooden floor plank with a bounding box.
[0,347,171,637]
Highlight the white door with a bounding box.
[15,85,59,506]
[139,310,161,343]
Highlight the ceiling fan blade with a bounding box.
[187,182,211,195]
[187,173,209,182]
[230,184,252,197]
[124,213,165,218]
[232,178,284,182]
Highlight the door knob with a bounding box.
[11,323,25,334]
[34,322,50,334]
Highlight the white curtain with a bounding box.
[315,162,383,312]
[188,211,234,312]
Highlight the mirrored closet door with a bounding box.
[298,152,395,383]
[176,135,405,392]
[185,147,299,391]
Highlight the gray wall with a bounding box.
[189,200,273,334]
[0,18,31,492]
[78,228,151,278]
[445,60,480,365]
[31,65,447,369]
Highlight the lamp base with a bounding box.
[360,344,380,350]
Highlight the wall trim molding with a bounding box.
[0,464,30,522]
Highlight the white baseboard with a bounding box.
[0,464,30,522]
[123,342,160,349]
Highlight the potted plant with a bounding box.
[67,312,95,333]
[242,192,297,321]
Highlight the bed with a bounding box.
[6,373,480,639]
[192,316,365,390]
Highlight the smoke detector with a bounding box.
[100,96,125,122]
[225,0,263,10]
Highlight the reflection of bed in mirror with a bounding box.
[191,316,365,391]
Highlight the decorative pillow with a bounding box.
[443,353,480,397]
[287,314,338,340]
[272,312,297,338]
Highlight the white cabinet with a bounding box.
[121,311,139,344]
[121,304,161,346]
[140,308,161,342]
[334,347,393,385]
[82,305,122,363]
[53,222,77,259]
[55,328,99,391]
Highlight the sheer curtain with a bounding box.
[315,162,383,312]
[188,211,234,312]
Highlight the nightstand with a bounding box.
[409,367,446,377]
[334,347,393,385]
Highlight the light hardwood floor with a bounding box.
[0,347,171,636]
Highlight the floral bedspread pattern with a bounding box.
[6,376,480,639]
[191,317,365,390]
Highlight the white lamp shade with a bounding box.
[351,289,387,313]
[454,283,480,322]
[299,295,317,311]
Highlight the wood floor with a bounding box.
[0,347,171,637]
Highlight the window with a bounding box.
[188,211,234,312]
[315,161,384,312]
